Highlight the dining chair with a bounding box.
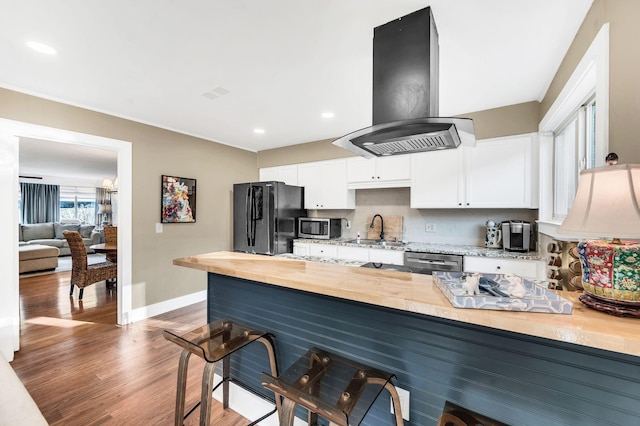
[63,230,117,300]
[103,226,117,263]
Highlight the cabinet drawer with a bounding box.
[308,244,338,258]
[463,256,542,279]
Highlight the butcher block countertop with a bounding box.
[174,251,640,357]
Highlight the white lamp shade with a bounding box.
[102,178,113,189]
[98,204,105,214]
[558,164,640,239]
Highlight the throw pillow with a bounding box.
[54,223,81,239]
[79,225,95,238]
[22,222,55,240]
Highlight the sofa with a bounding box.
[18,222,103,256]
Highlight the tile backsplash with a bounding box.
[308,187,538,247]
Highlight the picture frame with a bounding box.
[161,175,196,223]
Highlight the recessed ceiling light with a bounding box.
[254,128,265,134]
[321,112,335,119]
[26,41,57,55]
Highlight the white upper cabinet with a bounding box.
[410,148,464,208]
[347,156,411,189]
[297,159,355,210]
[465,134,538,208]
[259,164,298,186]
[410,133,538,209]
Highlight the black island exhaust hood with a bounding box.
[333,6,475,158]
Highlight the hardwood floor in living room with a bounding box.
[13,272,248,425]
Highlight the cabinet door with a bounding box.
[293,242,310,256]
[259,167,278,182]
[368,249,404,265]
[465,135,537,208]
[318,160,354,209]
[259,165,298,185]
[336,246,370,262]
[410,149,464,208]
[376,155,411,182]
[297,163,321,209]
[347,157,376,183]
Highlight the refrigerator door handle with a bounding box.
[249,186,257,248]
[246,186,252,247]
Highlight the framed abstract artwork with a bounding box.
[161,175,196,223]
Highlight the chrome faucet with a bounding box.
[370,214,384,241]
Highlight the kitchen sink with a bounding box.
[347,239,407,247]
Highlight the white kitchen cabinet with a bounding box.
[410,133,538,209]
[300,242,404,265]
[259,164,298,185]
[410,148,464,208]
[336,246,370,262]
[368,249,404,265]
[308,243,338,258]
[463,256,545,280]
[293,242,310,256]
[347,156,411,189]
[297,159,355,210]
[465,134,538,208]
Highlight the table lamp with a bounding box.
[558,164,640,316]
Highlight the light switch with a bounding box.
[156,223,163,233]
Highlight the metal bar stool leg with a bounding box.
[200,360,218,426]
[279,398,298,426]
[175,349,192,426]
[385,382,404,426]
[256,335,282,415]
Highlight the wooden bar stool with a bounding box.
[261,347,404,426]
[163,319,281,426]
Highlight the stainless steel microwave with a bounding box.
[298,217,342,239]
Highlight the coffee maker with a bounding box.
[501,220,532,252]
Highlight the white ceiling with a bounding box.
[4,0,593,177]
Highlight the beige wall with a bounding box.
[257,102,540,168]
[0,88,258,308]
[542,0,640,163]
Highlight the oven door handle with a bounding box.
[411,259,452,265]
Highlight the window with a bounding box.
[553,96,596,219]
[60,186,97,225]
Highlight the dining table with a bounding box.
[89,242,117,288]
[89,242,117,258]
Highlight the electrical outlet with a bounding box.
[346,220,351,229]
[155,223,163,233]
[390,386,410,421]
[425,223,436,232]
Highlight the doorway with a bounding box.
[0,118,132,361]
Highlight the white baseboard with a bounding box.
[211,373,305,426]
[128,290,207,323]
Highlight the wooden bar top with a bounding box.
[174,251,640,357]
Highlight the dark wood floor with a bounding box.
[12,271,248,425]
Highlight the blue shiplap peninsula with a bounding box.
[175,251,640,425]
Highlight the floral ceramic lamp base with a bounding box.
[578,239,640,317]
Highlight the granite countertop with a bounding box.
[294,238,544,261]
[174,251,640,357]
[277,253,365,267]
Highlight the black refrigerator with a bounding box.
[233,181,306,255]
